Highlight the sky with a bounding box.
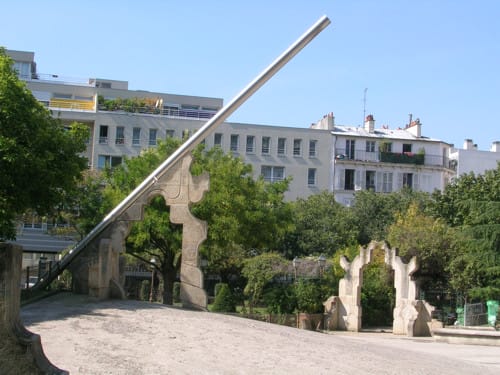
[2,0,499,150]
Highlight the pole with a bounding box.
[35,15,331,289]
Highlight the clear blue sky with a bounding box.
[2,0,499,150]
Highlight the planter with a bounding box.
[297,312,324,331]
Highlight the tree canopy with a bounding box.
[0,48,88,240]
[432,163,500,300]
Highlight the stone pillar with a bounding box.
[69,221,127,300]
[122,153,209,309]
[0,243,68,374]
[70,153,208,308]
[337,242,374,331]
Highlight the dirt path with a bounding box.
[21,293,500,375]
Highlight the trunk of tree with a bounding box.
[162,269,176,305]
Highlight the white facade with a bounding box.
[7,49,331,201]
[449,139,500,177]
[7,49,456,204]
[311,113,454,206]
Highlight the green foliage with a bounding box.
[361,259,395,327]
[263,283,297,314]
[211,283,236,312]
[0,49,88,239]
[432,163,500,300]
[242,253,288,312]
[387,203,456,290]
[351,188,432,245]
[140,280,150,301]
[191,146,293,280]
[294,279,325,314]
[285,191,357,258]
[173,282,181,303]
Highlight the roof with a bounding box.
[331,125,442,142]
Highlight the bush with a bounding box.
[263,284,297,314]
[295,279,324,314]
[140,280,150,301]
[173,282,181,303]
[211,283,236,312]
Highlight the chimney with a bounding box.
[463,139,474,150]
[491,141,500,152]
[364,114,375,133]
[406,118,422,137]
[311,112,335,130]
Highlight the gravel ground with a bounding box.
[21,293,500,375]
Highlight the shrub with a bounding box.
[295,279,324,314]
[211,283,236,312]
[173,282,181,303]
[139,280,150,301]
[263,284,297,314]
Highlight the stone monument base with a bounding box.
[0,243,67,374]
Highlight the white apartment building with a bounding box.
[6,49,331,201]
[449,139,500,177]
[311,113,455,206]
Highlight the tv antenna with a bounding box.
[363,88,368,125]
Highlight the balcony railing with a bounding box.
[380,151,424,165]
[335,148,450,168]
[97,104,217,120]
[49,98,95,111]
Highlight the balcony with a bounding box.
[49,98,95,111]
[97,97,217,120]
[380,151,424,165]
[335,148,450,168]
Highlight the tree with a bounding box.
[351,188,432,245]
[211,283,237,313]
[387,203,457,292]
[191,147,293,282]
[285,191,357,258]
[0,48,88,240]
[432,164,500,300]
[241,252,288,313]
[101,138,184,305]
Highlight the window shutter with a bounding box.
[413,173,419,191]
[397,173,403,190]
[376,172,383,192]
[355,170,362,190]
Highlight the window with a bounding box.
[366,170,375,190]
[132,128,141,146]
[97,155,122,169]
[293,139,302,156]
[403,173,413,188]
[165,129,175,138]
[262,136,271,154]
[403,144,412,153]
[383,172,393,193]
[309,140,317,157]
[277,138,286,156]
[214,133,222,147]
[308,168,317,186]
[346,139,355,159]
[230,134,239,152]
[246,135,255,153]
[344,169,355,190]
[99,125,108,144]
[115,126,125,145]
[149,129,158,146]
[13,61,31,79]
[261,166,285,182]
[380,141,392,152]
[366,141,375,153]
